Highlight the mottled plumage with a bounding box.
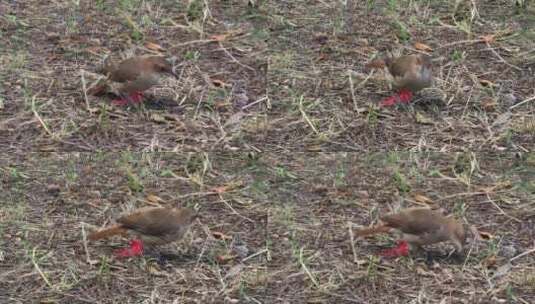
[384,54,433,93]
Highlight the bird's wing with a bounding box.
[387,56,414,79]
[381,208,443,235]
[117,208,179,236]
[119,73,160,94]
[108,58,144,83]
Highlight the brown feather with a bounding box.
[97,56,175,96]
[88,224,128,241]
[354,224,392,237]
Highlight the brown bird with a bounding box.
[366,54,433,107]
[89,206,197,257]
[91,56,177,106]
[355,207,466,256]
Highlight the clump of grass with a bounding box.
[392,170,411,193]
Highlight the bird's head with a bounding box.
[149,56,178,78]
[178,207,199,225]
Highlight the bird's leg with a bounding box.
[113,239,144,258]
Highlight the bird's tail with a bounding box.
[354,225,391,237]
[89,225,127,241]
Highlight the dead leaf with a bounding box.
[212,185,231,194]
[212,231,232,240]
[479,230,494,240]
[216,254,237,263]
[144,42,166,52]
[414,42,433,52]
[479,79,495,87]
[480,34,496,44]
[210,34,230,42]
[211,78,228,87]
[413,193,434,205]
[146,194,164,204]
[481,98,497,111]
[483,255,497,268]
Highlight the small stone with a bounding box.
[417,88,446,104]
[500,244,517,258]
[46,184,61,196]
[501,93,517,107]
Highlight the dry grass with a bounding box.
[1,0,268,151]
[1,0,535,303]
[0,1,533,151]
[1,153,534,303]
[264,0,535,151]
[1,153,270,303]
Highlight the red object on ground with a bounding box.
[380,240,409,257]
[398,89,413,103]
[112,91,144,106]
[380,95,397,107]
[114,239,144,258]
[380,89,414,107]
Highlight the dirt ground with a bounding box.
[0,0,534,304]
[1,153,534,303]
[0,0,533,151]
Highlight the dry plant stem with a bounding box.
[299,96,319,135]
[218,194,254,223]
[81,223,96,265]
[32,95,54,138]
[217,41,256,72]
[195,223,211,268]
[80,69,91,112]
[347,70,358,111]
[510,95,535,110]
[241,248,268,262]
[485,193,522,223]
[31,247,53,289]
[483,42,522,71]
[171,39,214,48]
[241,96,268,110]
[348,222,358,263]
[299,247,319,288]
[510,247,535,262]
